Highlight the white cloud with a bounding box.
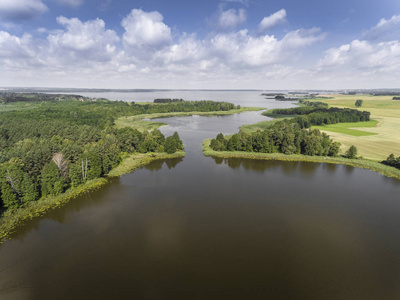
[0,0,48,21]
[319,39,400,70]
[48,16,119,62]
[259,9,287,33]
[121,9,172,56]
[55,0,84,8]
[363,15,400,42]
[0,31,35,58]
[0,9,327,89]
[208,28,324,68]
[218,8,246,31]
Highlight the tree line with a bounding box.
[0,95,211,210]
[1,98,238,129]
[210,119,341,156]
[0,124,184,209]
[264,106,370,128]
[383,154,400,169]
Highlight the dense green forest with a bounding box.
[210,119,340,156]
[264,104,370,128]
[0,94,238,211]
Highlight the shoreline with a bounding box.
[115,107,265,130]
[0,151,185,244]
[202,139,400,181]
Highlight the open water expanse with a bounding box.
[1,91,400,299]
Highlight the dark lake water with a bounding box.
[1,92,400,299]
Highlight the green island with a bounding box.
[0,93,262,243]
[203,94,400,180]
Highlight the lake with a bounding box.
[1,91,400,299]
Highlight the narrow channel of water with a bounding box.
[1,92,400,299]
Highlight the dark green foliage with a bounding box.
[269,106,370,128]
[355,99,363,107]
[298,100,329,108]
[164,136,178,154]
[0,93,186,214]
[210,120,340,157]
[172,132,184,150]
[0,97,237,130]
[345,145,358,159]
[383,154,400,169]
[115,127,143,152]
[41,161,65,197]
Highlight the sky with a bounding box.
[0,0,400,90]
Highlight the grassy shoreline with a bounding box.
[202,139,400,180]
[0,151,185,244]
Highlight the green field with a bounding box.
[312,120,378,136]
[307,95,400,161]
[242,95,400,161]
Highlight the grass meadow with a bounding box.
[242,95,400,161]
[309,95,400,161]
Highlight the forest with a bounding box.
[264,104,370,128]
[210,119,340,156]
[0,94,237,211]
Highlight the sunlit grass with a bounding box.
[308,94,400,160]
[312,120,378,136]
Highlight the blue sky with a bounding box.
[0,0,400,89]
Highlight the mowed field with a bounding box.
[310,95,400,161]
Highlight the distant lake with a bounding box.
[49,89,297,109]
[1,91,400,299]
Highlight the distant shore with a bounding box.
[115,107,265,130]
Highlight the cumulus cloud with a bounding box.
[48,16,119,62]
[363,15,400,42]
[209,28,324,68]
[0,8,327,88]
[0,0,48,21]
[121,9,172,56]
[319,15,400,74]
[55,0,84,8]
[259,9,287,33]
[0,31,35,58]
[218,8,246,31]
[319,39,400,71]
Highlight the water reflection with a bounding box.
[145,157,184,171]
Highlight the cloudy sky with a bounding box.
[0,0,400,89]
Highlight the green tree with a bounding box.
[227,134,240,151]
[172,132,184,150]
[164,136,178,154]
[41,161,65,197]
[355,99,363,107]
[345,145,358,159]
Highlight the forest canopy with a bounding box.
[0,94,240,210]
[210,119,341,157]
